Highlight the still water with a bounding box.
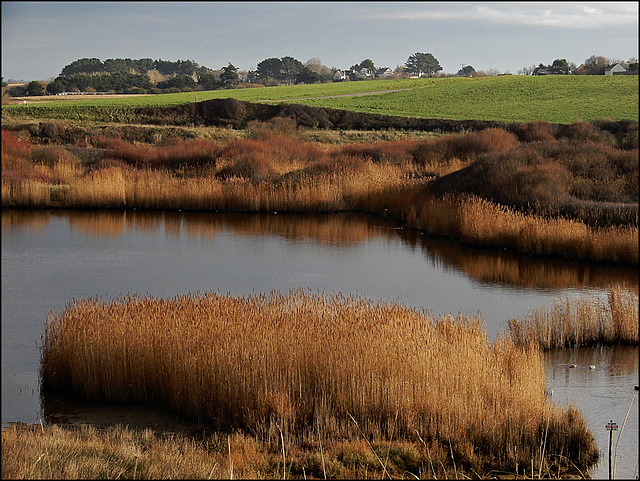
[2,209,638,478]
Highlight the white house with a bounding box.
[605,63,629,75]
[356,68,373,80]
[375,67,393,78]
[333,70,347,81]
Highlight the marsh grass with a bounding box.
[3,420,586,479]
[40,290,599,477]
[1,423,233,479]
[507,287,639,350]
[2,124,638,264]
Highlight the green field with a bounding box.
[3,75,638,124]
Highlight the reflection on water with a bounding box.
[545,346,639,480]
[4,209,637,292]
[42,391,210,436]
[2,208,638,479]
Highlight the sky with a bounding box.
[1,1,638,82]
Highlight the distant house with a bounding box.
[375,67,393,78]
[605,63,635,75]
[533,66,554,76]
[356,68,373,80]
[333,70,347,82]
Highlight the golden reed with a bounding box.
[508,286,639,349]
[41,290,599,476]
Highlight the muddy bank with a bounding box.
[134,97,512,131]
[132,98,639,137]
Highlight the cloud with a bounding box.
[367,2,638,29]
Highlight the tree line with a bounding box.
[4,53,637,97]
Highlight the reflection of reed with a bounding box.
[411,232,639,291]
[215,212,382,245]
[7,209,636,293]
[67,210,128,237]
[1,209,51,232]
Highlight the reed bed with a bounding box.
[507,286,639,350]
[2,125,638,264]
[41,289,599,477]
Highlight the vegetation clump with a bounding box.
[39,289,599,479]
[508,286,639,350]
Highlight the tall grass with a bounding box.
[507,287,639,350]
[3,125,637,264]
[40,289,599,476]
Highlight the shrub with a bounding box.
[509,121,558,143]
[557,121,616,144]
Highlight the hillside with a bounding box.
[3,75,637,124]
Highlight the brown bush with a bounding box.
[557,121,616,144]
[1,129,33,157]
[509,121,558,143]
[337,139,419,164]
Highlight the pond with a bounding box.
[2,209,638,479]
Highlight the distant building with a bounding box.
[356,68,373,80]
[605,63,636,75]
[333,70,347,82]
[533,66,554,76]
[375,67,393,78]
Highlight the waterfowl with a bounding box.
[569,364,577,368]
[589,365,596,370]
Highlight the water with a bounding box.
[2,209,638,478]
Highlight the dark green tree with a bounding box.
[256,57,283,83]
[457,65,476,76]
[45,80,66,95]
[8,85,27,97]
[405,52,442,77]
[551,59,570,75]
[280,56,304,85]
[295,66,324,84]
[352,59,376,72]
[198,72,219,90]
[219,63,239,89]
[26,80,45,96]
[60,57,104,76]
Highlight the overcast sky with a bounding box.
[2,1,638,81]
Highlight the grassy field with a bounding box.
[3,75,638,123]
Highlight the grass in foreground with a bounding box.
[39,290,599,478]
[1,420,593,479]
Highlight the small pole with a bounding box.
[609,420,613,480]
[606,419,618,480]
